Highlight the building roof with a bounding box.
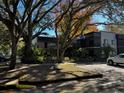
[84,31,124,36]
[37,36,57,42]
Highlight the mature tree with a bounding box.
[0,0,61,67]
[20,0,62,63]
[54,0,107,62]
[53,0,124,62]
[85,20,98,34]
[0,0,29,69]
[107,24,124,34]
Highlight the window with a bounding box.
[103,39,108,46]
[111,40,115,45]
[48,43,56,48]
[119,54,124,58]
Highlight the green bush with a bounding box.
[37,56,44,62]
[20,47,45,63]
[101,46,115,58]
[32,48,45,62]
[70,48,88,60]
[32,48,44,56]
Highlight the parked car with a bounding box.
[107,53,124,65]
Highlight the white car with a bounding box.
[107,53,124,65]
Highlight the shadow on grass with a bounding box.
[0,63,103,91]
[19,63,103,86]
[0,63,54,90]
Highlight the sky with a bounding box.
[42,29,56,37]
[17,0,108,36]
[92,15,108,31]
[43,15,108,36]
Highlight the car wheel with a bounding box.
[107,60,113,65]
[115,63,119,66]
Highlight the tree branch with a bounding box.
[34,0,62,25]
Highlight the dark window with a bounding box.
[44,42,47,48]
[103,39,108,46]
[117,40,124,46]
[94,37,100,46]
[111,40,115,45]
[119,55,124,58]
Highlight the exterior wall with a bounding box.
[37,42,45,48]
[80,32,101,48]
[101,31,117,55]
[32,37,37,47]
[37,42,57,49]
[36,36,57,49]
[116,34,124,54]
[93,32,101,47]
[79,31,118,61]
[80,32,101,58]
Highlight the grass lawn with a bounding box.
[0,63,102,90]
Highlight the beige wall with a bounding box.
[37,42,45,48]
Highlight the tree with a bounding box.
[53,0,124,62]
[107,24,124,34]
[83,17,98,34]
[0,0,61,68]
[20,0,62,63]
[0,0,27,69]
[54,0,107,62]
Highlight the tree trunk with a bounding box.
[9,37,17,70]
[56,40,60,63]
[22,36,34,63]
[57,48,65,63]
[60,50,65,63]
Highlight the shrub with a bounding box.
[20,47,45,63]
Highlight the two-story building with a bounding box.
[32,36,57,56]
[78,31,124,60]
[32,36,57,49]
